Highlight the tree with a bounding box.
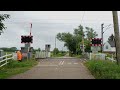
[85,27,98,40]
[10,47,17,51]
[74,25,85,54]
[108,34,114,42]
[84,27,98,52]
[0,14,10,33]
[38,48,41,51]
[57,24,98,56]
[57,32,77,55]
[53,48,59,55]
[74,25,84,36]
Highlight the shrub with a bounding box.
[85,60,120,79]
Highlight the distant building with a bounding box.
[103,40,115,53]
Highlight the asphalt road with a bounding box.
[9,57,94,79]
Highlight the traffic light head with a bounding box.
[21,35,33,43]
[91,38,102,46]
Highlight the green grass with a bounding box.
[84,60,120,79]
[51,53,66,57]
[0,59,38,79]
[72,54,81,58]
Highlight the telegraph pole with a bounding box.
[82,34,85,54]
[101,23,104,52]
[112,11,120,65]
[55,36,56,55]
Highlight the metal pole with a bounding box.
[101,23,104,53]
[55,36,56,56]
[30,23,32,36]
[82,35,85,54]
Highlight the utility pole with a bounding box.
[55,36,56,55]
[82,34,85,54]
[112,11,120,65]
[101,23,104,53]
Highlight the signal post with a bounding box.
[21,23,33,60]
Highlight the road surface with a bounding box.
[9,57,94,79]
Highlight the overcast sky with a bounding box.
[0,11,119,51]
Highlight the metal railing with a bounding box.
[0,53,13,67]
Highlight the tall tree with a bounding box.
[85,27,98,40]
[73,25,85,54]
[53,48,59,55]
[84,27,98,52]
[57,32,76,55]
[74,25,84,36]
[57,24,98,55]
[0,14,10,33]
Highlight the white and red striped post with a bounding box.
[30,23,32,36]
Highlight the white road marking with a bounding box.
[81,63,85,67]
[61,61,64,65]
[59,61,62,65]
[37,65,58,67]
[59,61,64,65]
[74,63,78,64]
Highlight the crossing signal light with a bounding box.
[91,38,102,46]
[21,36,33,43]
[92,39,101,44]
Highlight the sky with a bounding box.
[0,11,119,51]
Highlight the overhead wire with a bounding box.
[80,11,85,25]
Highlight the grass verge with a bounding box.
[51,53,66,57]
[0,59,38,79]
[84,60,120,79]
[73,55,81,58]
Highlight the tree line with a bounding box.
[0,47,18,52]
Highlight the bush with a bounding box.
[85,60,120,79]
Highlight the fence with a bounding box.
[35,51,50,59]
[89,53,106,60]
[88,52,116,62]
[0,53,13,67]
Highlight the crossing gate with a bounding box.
[35,51,50,59]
